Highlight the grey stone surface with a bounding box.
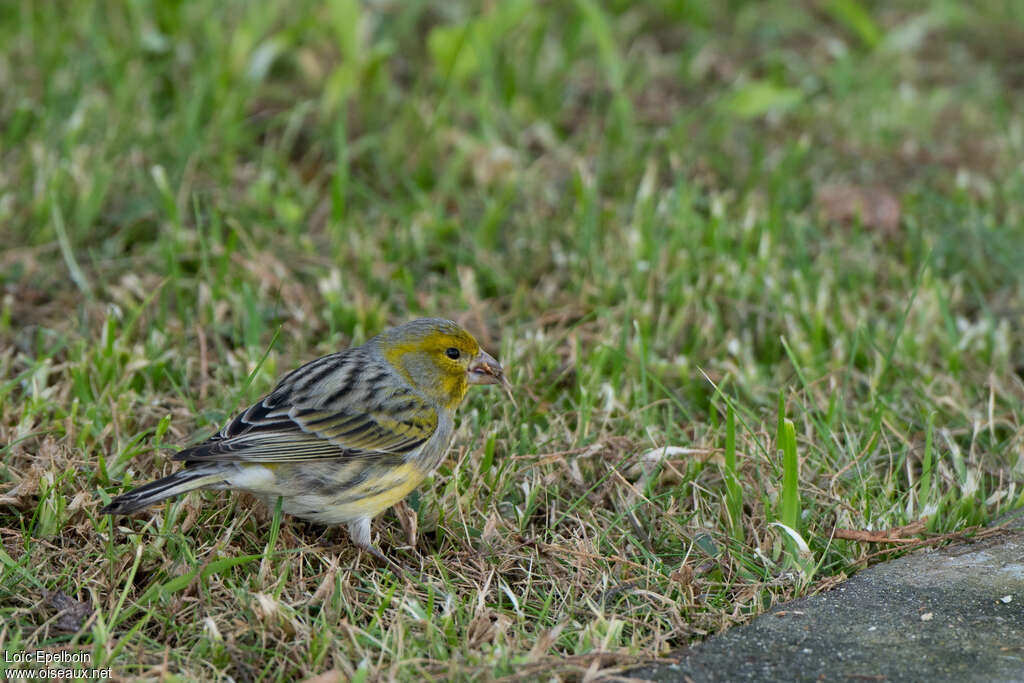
[631,511,1024,682]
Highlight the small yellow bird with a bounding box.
[102,318,507,565]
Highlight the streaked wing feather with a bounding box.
[174,354,438,464]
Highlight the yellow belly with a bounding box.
[337,462,425,518]
[233,459,429,526]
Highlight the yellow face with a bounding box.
[380,319,504,411]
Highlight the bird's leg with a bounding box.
[347,518,410,578]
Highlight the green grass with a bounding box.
[3,0,1024,679]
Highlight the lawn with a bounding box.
[2,0,1024,680]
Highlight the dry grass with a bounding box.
[2,1,1024,680]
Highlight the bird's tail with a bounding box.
[101,466,224,515]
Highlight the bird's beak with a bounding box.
[468,349,515,405]
[467,350,505,386]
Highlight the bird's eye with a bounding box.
[445,347,461,360]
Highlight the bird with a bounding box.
[101,318,508,568]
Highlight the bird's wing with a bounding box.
[174,354,438,463]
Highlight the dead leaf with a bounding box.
[311,556,340,603]
[0,465,44,507]
[816,184,902,235]
[300,670,342,683]
[42,589,92,632]
[467,610,498,648]
[481,512,502,546]
[393,500,418,547]
[66,492,90,513]
[670,564,695,586]
[527,622,566,662]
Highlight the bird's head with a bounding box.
[378,318,507,411]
